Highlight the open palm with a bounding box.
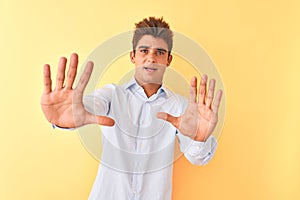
[41,53,114,128]
[157,75,222,142]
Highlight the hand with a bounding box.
[41,53,115,128]
[157,75,222,142]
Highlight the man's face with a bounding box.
[130,35,172,86]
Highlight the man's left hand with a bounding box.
[157,75,223,142]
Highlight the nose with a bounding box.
[147,58,155,63]
[146,50,156,63]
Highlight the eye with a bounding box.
[156,50,166,56]
[140,49,148,54]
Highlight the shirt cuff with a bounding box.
[183,135,217,165]
[186,136,217,158]
[52,124,75,130]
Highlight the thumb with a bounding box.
[96,115,115,126]
[156,112,180,129]
[85,112,115,126]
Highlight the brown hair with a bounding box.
[132,17,173,55]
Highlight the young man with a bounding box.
[41,17,222,200]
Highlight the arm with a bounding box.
[157,74,222,164]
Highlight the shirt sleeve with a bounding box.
[51,124,75,130]
[177,132,217,165]
[83,84,115,116]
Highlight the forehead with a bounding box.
[136,35,168,50]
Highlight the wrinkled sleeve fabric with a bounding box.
[177,133,217,165]
[83,84,114,116]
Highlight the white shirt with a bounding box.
[83,78,217,200]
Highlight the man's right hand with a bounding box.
[41,53,115,128]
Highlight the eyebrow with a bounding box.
[137,45,167,52]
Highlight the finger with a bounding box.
[55,57,67,90]
[43,64,52,94]
[157,112,180,129]
[96,116,115,126]
[198,74,207,104]
[75,61,94,94]
[212,89,223,114]
[205,79,216,108]
[189,76,197,103]
[85,113,115,126]
[65,53,78,89]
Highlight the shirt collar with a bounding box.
[123,77,169,98]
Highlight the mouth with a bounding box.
[144,67,157,72]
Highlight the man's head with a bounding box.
[132,16,173,55]
[130,17,173,86]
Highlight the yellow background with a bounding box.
[1,0,299,199]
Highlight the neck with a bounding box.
[134,76,163,98]
[141,83,161,98]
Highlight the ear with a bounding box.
[130,51,135,64]
[166,54,173,66]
